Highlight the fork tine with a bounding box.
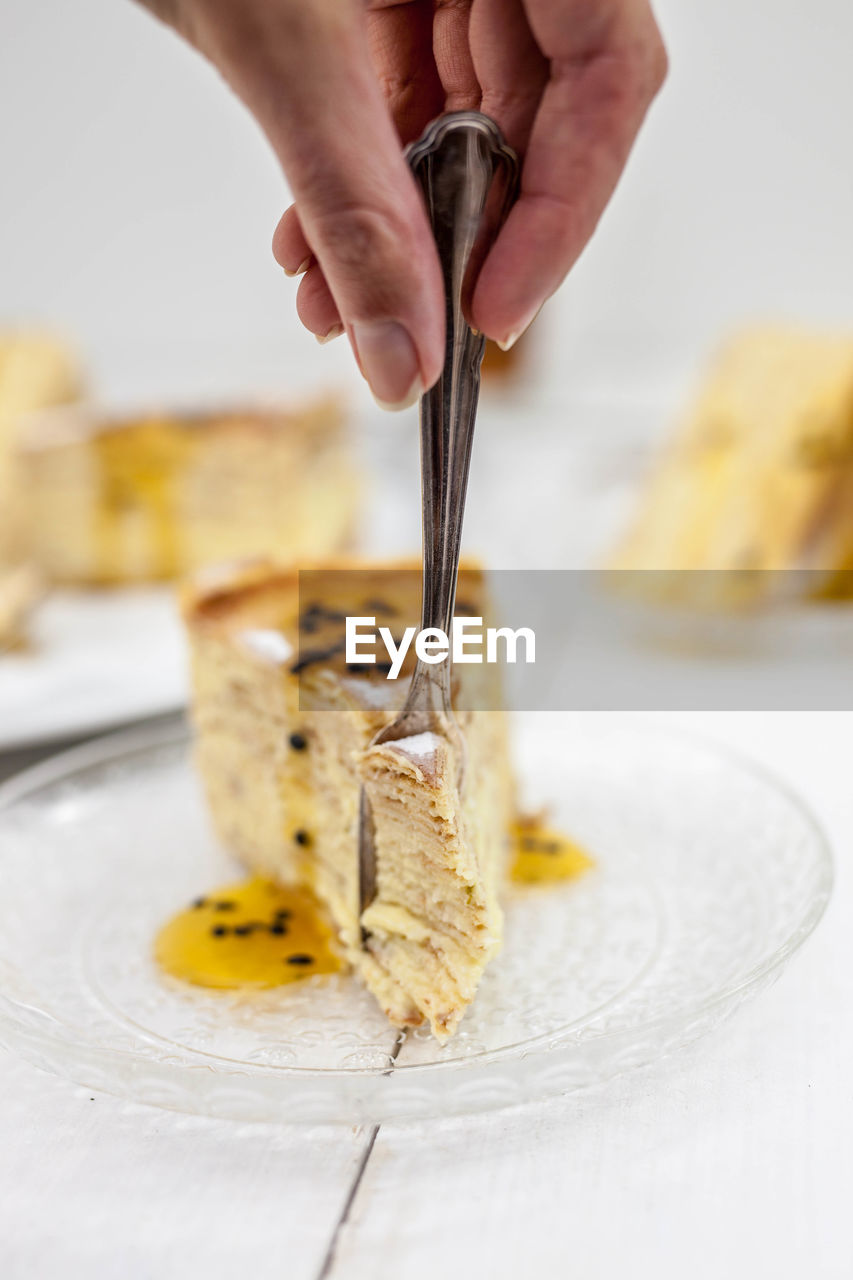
[358,787,378,940]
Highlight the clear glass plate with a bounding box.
[0,715,832,1124]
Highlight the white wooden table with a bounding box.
[0,711,849,1279]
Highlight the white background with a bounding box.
[2,3,853,1277]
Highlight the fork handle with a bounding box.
[405,112,519,718]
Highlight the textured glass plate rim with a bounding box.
[0,717,834,1124]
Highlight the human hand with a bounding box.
[139,0,666,408]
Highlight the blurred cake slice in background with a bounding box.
[0,563,42,651]
[0,331,82,563]
[611,327,853,603]
[0,331,81,455]
[13,399,358,584]
[182,559,512,1042]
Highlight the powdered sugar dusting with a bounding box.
[238,627,292,665]
[391,731,443,761]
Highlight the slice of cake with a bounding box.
[182,558,512,1041]
[0,332,82,563]
[12,399,358,584]
[611,327,853,602]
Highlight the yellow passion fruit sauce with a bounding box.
[510,818,594,884]
[155,877,343,990]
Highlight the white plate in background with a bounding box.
[0,587,186,751]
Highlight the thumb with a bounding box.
[194,0,444,407]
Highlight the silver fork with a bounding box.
[358,111,519,938]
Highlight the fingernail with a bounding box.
[497,305,540,351]
[371,384,422,412]
[283,256,312,278]
[315,324,344,345]
[349,321,421,409]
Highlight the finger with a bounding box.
[296,265,344,342]
[203,0,446,408]
[272,204,314,276]
[469,0,547,155]
[471,0,667,345]
[366,0,444,143]
[433,0,481,110]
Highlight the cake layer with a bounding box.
[13,400,358,583]
[183,559,513,1041]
